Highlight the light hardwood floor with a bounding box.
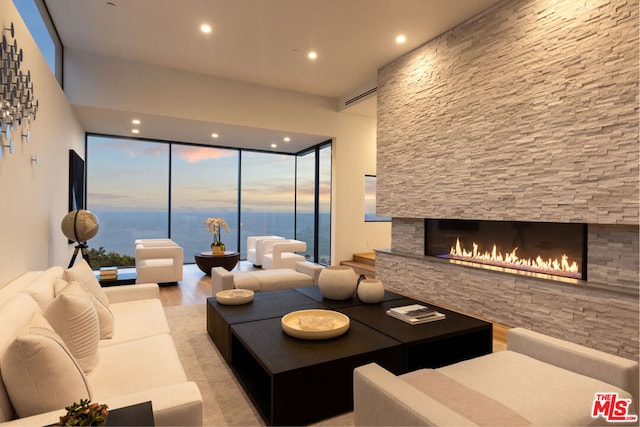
[156,263,508,350]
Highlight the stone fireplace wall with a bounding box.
[375,0,639,360]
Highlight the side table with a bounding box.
[94,270,137,287]
[194,251,240,274]
[106,401,154,426]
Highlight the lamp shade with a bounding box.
[61,210,99,243]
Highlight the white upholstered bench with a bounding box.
[211,261,323,293]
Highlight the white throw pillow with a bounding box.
[1,313,92,418]
[55,277,114,339]
[64,259,110,307]
[26,280,55,311]
[45,283,100,372]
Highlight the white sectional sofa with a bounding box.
[0,260,202,426]
[354,327,639,426]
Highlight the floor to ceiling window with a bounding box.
[239,151,296,256]
[295,149,316,261]
[317,144,332,264]
[171,145,239,257]
[86,136,169,264]
[85,135,331,267]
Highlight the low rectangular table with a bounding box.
[231,317,402,425]
[339,298,492,371]
[207,289,325,363]
[206,287,492,425]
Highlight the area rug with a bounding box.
[164,303,354,426]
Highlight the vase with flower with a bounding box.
[205,217,230,255]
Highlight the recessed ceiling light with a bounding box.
[307,51,318,60]
[211,133,219,138]
[200,24,212,34]
[395,34,406,44]
[132,119,140,125]
[271,143,277,148]
[283,137,290,142]
[131,129,139,134]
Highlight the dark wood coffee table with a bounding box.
[206,289,325,363]
[231,317,402,425]
[206,287,492,425]
[338,298,492,371]
[194,251,239,274]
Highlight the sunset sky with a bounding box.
[86,135,329,213]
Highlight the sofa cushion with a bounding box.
[88,334,187,398]
[65,260,110,307]
[100,298,170,346]
[232,272,261,291]
[44,283,100,373]
[233,269,313,291]
[1,313,92,418]
[56,278,114,340]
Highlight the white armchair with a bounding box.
[135,239,183,284]
[262,239,307,270]
[246,235,284,267]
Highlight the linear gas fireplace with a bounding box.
[425,219,587,280]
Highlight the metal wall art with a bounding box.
[0,22,39,161]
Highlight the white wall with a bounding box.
[63,49,390,265]
[0,0,85,286]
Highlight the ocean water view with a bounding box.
[88,210,330,266]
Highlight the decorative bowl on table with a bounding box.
[281,309,350,340]
[216,289,254,305]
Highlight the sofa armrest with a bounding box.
[271,240,306,256]
[353,363,477,426]
[508,327,639,408]
[103,283,160,304]
[256,237,285,260]
[211,267,235,294]
[295,261,323,285]
[0,382,203,427]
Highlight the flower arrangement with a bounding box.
[58,399,109,426]
[205,217,230,249]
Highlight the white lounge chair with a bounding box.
[262,239,307,270]
[246,235,284,267]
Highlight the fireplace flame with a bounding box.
[449,237,580,277]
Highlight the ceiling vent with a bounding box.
[338,84,377,111]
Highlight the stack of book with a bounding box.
[99,267,118,281]
[386,304,445,325]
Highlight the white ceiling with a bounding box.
[44,0,502,152]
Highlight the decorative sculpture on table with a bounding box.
[205,217,230,255]
[61,210,100,268]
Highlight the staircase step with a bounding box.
[352,252,375,267]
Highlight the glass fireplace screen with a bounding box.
[425,219,587,280]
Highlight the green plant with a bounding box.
[88,247,135,268]
[59,399,109,426]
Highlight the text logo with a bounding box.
[592,393,637,422]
